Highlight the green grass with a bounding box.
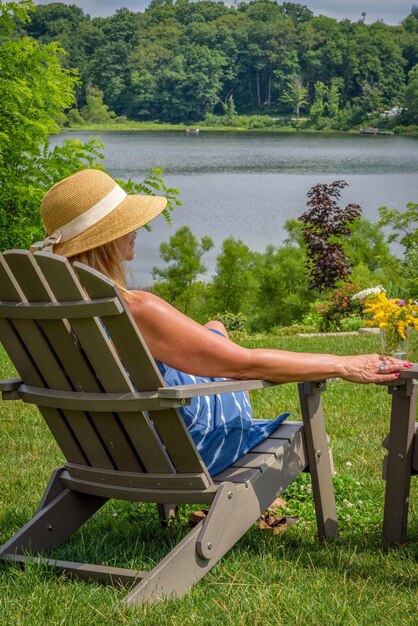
[0,334,417,625]
[60,121,418,135]
[61,121,343,134]
[63,122,296,133]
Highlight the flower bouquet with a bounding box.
[363,293,418,358]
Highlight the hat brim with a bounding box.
[53,194,167,257]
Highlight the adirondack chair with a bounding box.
[381,368,418,546]
[0,249,338,605]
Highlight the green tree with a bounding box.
[404,64,418,123]
[253,244,313,330]
[23,1,105,107]
[280,76,307,123]
[0,1,178,251]
[88,39,132,116]
[344,218,396,273]
[158,44,227,122]
[309,80,328,125]
[80,84,117,123]
[210,237,256,314]
[0,0,84,249]
[299,181,362,296]
[378,203,418,295]
[327,78,341,119]
[282,2,313,24]
[152,226,214,314]
[379,203,418,256]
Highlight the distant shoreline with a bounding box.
[58,122,417,136]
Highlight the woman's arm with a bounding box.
[127,291,406,385]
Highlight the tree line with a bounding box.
[16,0,418,128]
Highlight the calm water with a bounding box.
[52,131,418,286]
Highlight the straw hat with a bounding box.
[36,169,167,257]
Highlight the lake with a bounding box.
[52,131,418,287]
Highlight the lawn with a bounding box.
[0,333,417,626]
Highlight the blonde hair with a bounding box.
[67,240,128,291]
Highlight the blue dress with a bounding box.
[156,330,288,476]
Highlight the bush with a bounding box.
[214,311,247,332]
[306,284,364,331]
[202,113,277,129]
[247,115,277,128]
[270,323,318,337]
[338,315,364,331]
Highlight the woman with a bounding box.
[33,169,410,476]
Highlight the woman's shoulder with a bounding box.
[125,289,170,317]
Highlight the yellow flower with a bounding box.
[362,293,418,348]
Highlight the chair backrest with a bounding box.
[0,250,212,487]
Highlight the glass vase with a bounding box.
[380,327,411,359]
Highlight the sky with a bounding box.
[35,1,417,25]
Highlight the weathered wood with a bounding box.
[413,428,418,473]
[125,430,307,604]
[36,253,171,471]
[158,379,275,399]
[382,379,417,546]
[16,385,189,412]
[0,297,123,319]
[1,554,145,586]
[0,488,105,556]
[74,262,211,477]
[298,381,338,541]
[65,462,211,490]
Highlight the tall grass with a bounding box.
[0,334,417,625]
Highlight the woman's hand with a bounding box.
[338,354,411,384]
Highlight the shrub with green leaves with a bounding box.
[314,283,364,331]
[214,311,248,332]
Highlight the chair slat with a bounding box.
[230,451,278,472]
[0,318,44,387]
[74,263,212,478]
[35,253,173,473]
[212,466,261,486]
[0,298,123,319]
[73,263,165,390]
[34,254,134,392]
[0,256,91,464]
[65,463,211,490]
[2,252,128,470]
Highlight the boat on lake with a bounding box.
[185,128,200,134]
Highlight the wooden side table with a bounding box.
[382,364,418,546]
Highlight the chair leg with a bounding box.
[157,503,178,524]
[124,434,306,605]
[36,467,66,513]
[0,487,106,557]
[124,483,259,605]
[383,380,417,546]
[298,381,338,541]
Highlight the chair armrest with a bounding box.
[398,363,418,379]
[158,378,276,400]
[378,363,418,388]
[0,377,22,392]
[0,377,22,400]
